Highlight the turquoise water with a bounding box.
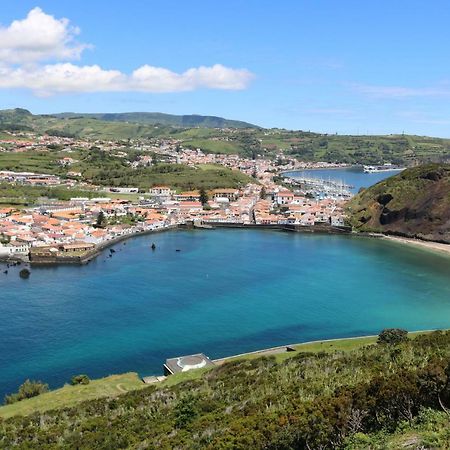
[285,166,403,193]
[1,229,450,398]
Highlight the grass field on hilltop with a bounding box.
[0,183,104,206]
[85,162,255,191]
[183,138,243,154]
[0,151,62,174]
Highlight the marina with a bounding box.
[283,174,353,200]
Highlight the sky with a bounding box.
[1,1,450,136]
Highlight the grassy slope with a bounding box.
[0,151,62,174]
[85,162,255,191]
[2,330,450,448]
[52,112,258,129]
[183,138,243,154]
[2,109,450,163]
[346,164,450,241]
[0,333,424,420]
[0,147,254,192]
[0,373,146,420]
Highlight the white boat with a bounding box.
[363,164,406,173]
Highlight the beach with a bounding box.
[383,235,450,256]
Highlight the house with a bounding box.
[59,242,95,253]
[7,240,30,255]
[0,208,14,218]
[275,190,294,205]
[149,186,172,197]
[174,191,200,202]
[212,189,239,201]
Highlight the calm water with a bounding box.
[1,229,450,398]
[286,166,403,193]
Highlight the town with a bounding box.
[0,131,349,263]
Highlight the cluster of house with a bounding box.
[254,193,345,226]
[0,200,169,260]
[0,180,347,261]
[0,171,64,186]
[0,131,351,262]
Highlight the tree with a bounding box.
[4,379,48,404]
[199,188,209,206]
[71,374,90,385]
[96,211,107,228]
[260,186,267,199]
[377,328,408,346]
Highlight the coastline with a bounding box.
[0,223,351,266]
[4,225,449,267]
[0,328,444,419]
[381,235,450,257]
[27,224,180,266]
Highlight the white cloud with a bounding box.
[0,8,254,95]
[0,7,87,64]
[132,64,254,92]
[0,63,254,96]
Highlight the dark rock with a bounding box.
[19,269,30,279]
[377,193,393,206]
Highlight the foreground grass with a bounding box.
[0,373,146,420]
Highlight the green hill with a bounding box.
[346,164,450,242]
[2,108,450,163]
[1,330,450,448]
[53,112,258,129]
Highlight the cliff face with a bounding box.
[346,164,450,242]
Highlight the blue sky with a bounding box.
[1,1,450,136]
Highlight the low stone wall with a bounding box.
[202,222,352,234]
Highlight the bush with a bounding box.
[71,374,90,385]
[4,379,48,404]
[377,328,408,345]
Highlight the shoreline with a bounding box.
[3,225,450,267]
[1,223,351,266]
[212,328,442,364]
[381,234,450,257]
[0,328,445,419]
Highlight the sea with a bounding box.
[1,224,450,398]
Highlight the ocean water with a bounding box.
[1,229,450,398]
[285,166,403,193]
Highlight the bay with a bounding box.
[1,229,450,398]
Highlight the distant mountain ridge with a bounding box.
[51,112,258,129]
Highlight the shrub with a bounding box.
[377,328,408,346]
[4,379,48,404]
[71,374,90,385]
